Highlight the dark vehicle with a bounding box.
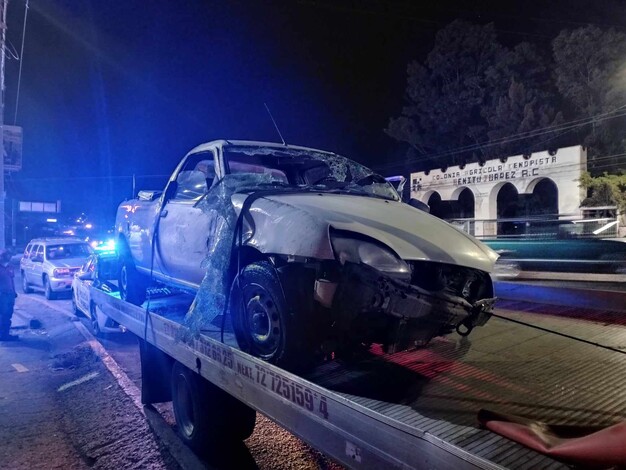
[485,238,626,274]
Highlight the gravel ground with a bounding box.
[46,339,180,469]
[57,341,344,470]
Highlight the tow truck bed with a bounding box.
[92,288,626,469]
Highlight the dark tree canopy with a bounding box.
[552,26,626,170]
[387,20,626,173]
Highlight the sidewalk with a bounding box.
[0,293,179,470]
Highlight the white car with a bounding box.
[20,238,93,299]
[71,251,122,336]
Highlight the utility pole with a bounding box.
[0,0,7,250]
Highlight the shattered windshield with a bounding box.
[223,146,400,201]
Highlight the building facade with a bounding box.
[409,146,587,237]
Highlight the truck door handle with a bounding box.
[160,210,168,218]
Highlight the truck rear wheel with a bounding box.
[118,246,147,306]
[170,362,256,456]
[231,261,313,372]
[21,271,33,294]
[90,303,102,337]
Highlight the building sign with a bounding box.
[19,201,61,213]
[3,125,23,172]
[412,154,561,192]
[410,146,587,221]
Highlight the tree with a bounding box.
[579,171,626,214]
[387,20,562,170]
[552,26,626,166]
[483,43,564,158]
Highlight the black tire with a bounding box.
[21,271,33,294]
[118,244,147,306]
[171,362,256,456]
[43,276,56,300]
[90,303,102,337]
[231,261,312,372]
[71,290,79,315]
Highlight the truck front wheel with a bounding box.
[171,362,256,456]
[231,261,313,372]
[43,275,56,300]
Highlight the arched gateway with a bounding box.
[409,146,587,237]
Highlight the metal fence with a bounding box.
[447,211,620,240]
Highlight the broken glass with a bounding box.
[178,146,400,340]
[180,172,278,340]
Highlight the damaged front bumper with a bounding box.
[324,263,496,352]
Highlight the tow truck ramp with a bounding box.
[93,288,625,469]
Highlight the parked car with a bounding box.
[20,238,93,299]
[71,251,122,335]
[116,140,498,370]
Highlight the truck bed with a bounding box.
[92,289,626,469]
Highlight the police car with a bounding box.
[71,250,122,336]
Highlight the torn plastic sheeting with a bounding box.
[478,408,626,468]
[180,172,280,340]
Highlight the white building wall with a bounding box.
[409,146,587,236]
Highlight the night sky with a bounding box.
[4,0,625,222]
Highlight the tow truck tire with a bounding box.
[118,248,147,306]
[43,276,56,300]
[21,271,33,294]
[90,303,102,337]
[231,261,312,372]
[71,290,79,315]
[171,362,256,455]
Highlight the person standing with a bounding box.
[0,250,17,341]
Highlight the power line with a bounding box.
[298,0,555,39]
[406,152,626,179]
[376,105,626,172]
[13,0,29,125]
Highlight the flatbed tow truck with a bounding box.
[91,285,626,469]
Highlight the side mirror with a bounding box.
[408,198,430,213]
[32,255,43,263]
[138,190,163,201]
[396,176,407,194]
[78,271,94,281]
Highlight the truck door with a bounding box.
[77,257,94,313]
[30,244,44,287]
[20,244,37,283]
[157,152,218,287]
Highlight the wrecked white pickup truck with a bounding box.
[115,140,498,370]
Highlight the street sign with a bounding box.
[3,125,22,172]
